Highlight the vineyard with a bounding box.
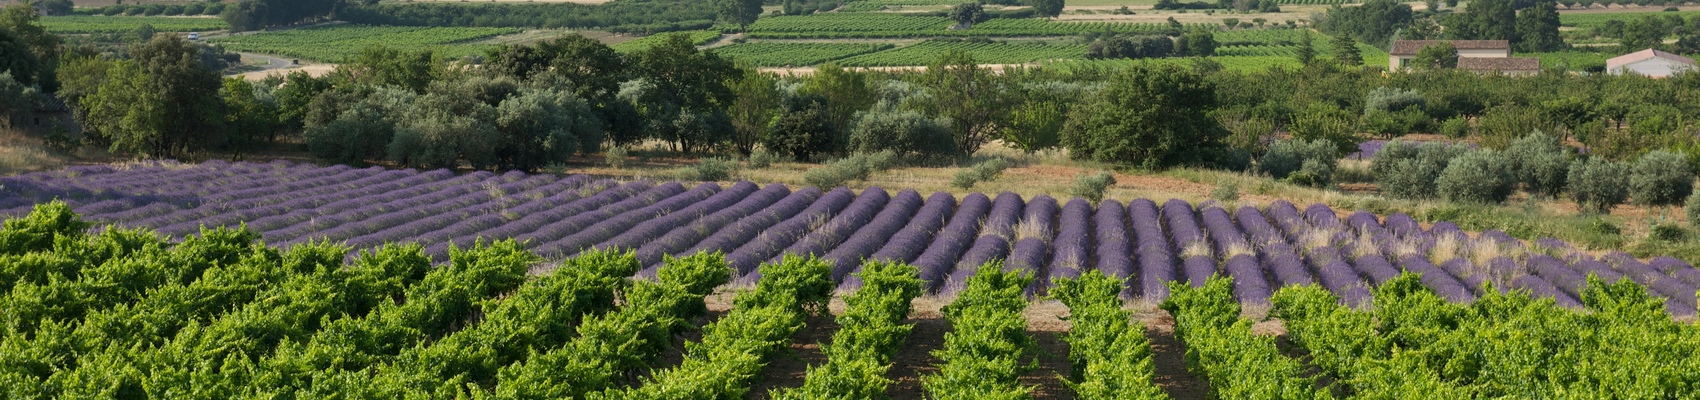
[207,25,520,62]
[39,15,230,34]
[835,40,1087,67]
[745,13,1212,39]
[2,160,1698,397]
[1560,9,1700,29]
[709,42,894,67]
[607,29,722,52]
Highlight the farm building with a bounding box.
[1606,49,1696,78]
[1388,40,1512,70]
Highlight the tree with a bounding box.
[1330,33,1362,66]
[717,0,762,31]
[1290,102,1360,156]
[1178,30,1217,56]
[849,109,956,160]
[1630,150,1694,207]
[345,46,441,93]
[1002,99,1065,153]
[485,34,625,103]
[1514,1,1563,52]
[0,72,33,129]
[921,50,1008,156]
[727,69,780,156]
[1413,42,1457,69]
[763,94,838,161]
[949,2,984,28]
[0,28,41,89]
[1316,0,1414,47]
[492,87,601,171]
[798,64,875,135]
[1,2,61,91]
[628,33,740,153]
[1570,157,1631,213]
[1445,0,1516,41]
[1060,64,1228,170]
[1296,29,1316,65]
[1223,18,1240,29]
[81,36,226,159]
[1031,0,1064,18]
[1620,16,1667,51]
[221,78,276,159]
[220,0,340,32]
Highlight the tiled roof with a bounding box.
[1457,57,1541,72]
[1390,40,1510,56]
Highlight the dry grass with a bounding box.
[0,129,68,176]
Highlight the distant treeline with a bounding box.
[339,0,717,34]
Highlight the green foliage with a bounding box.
[1290,103,1360,156]
[951,157,1009,189]
[1030,0,1065,18]
[849,108,958,161]
[599,255,829,399]
[1437,149,1516,204]
[606,146,628,169]
[1478,104,1555,150]
[749,147,780,168]
[1363,86,1424,114]
[1687,188,1700,227]
[209,25,516,62]
[493,252,729,399]
[1062,63,1228,170]
[1440,116,1471,138]
[340,0,717,34]
[683,157,740,181]
[1630,150,1695,207]
[1503,131,1571,198]
[772,261,923,399]
[1372,140,1467,200]
[803,151,900,188]
[765,95,841,162]
[1051,271,1169,400]
[1316,0,1413,46]
[1413,42,1458,70]
[79,36,225,159]
[0,201,89,257]
[38,15,229,34]
[1069,171,1117,203]
[948,2,985,26]
[922,262,1036,399]
[1329,33,1361,66]
[1279,274,1700,398]
[924,50,1011,156]
[1259,138,1337,183]
[1210,181,1240,201]
[1162,276,1329,399]
[717,0,763,30]
[1569,157,1631,213]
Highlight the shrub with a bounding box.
[1373,140,1466,199]
[951,169,980,189]
[764,95,842,162]
[1290,102,1360,156]
[1629,150,1694,207]
[1069,171,1117,203]
[1650,223,1687,242]
[1440,117,1470,138]
[1258,139,1335,181]
[1060,64,1228,170]
[749,148,779,168]
[1477,104,1555,150]
[1688,188,1700,227]
[1364,86,1425,114]
[1437,150,1515,204]
[1211,181,1240,201]
[685,158,739,181]
[1504,132,1569,198]
[606,147,628,169]
[1569,157,1630,213]
[804,162,858,189]
[1286,159,1334,188]
[848,109,957,161]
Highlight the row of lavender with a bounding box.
[3,161,1697,315]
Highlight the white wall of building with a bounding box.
[1612,58,1695,77]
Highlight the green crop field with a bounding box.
[1518,50,1613,71]
[609,30,722,52]
[1560,9,1700,28]
[208,25,519,62]
[40,16,229,34]
[836,40,1088,66]
[838,0,964,12]
[710,42,894,67]
[745,13,1213,38]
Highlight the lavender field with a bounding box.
[3,160,1697,316]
